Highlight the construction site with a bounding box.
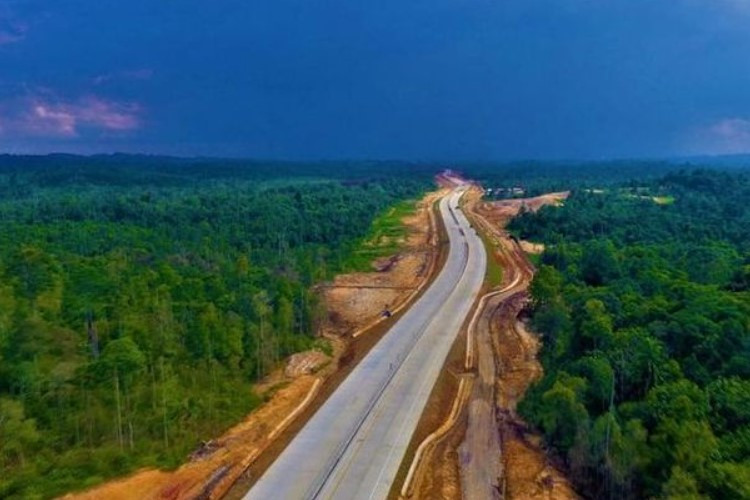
[64,177,576,500]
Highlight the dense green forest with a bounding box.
[4,155,750,499]
[0,157,432,498]
[511,170,750,499]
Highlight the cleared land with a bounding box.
[320,190,445,341]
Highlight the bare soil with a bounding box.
[63,375,321,500]
[472,189,576,500]
[498,320,577,500]
[284,350,330,378]
[519,240,545,254]
[479,192,570,221]
[320,190,444,339]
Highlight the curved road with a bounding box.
[245,185,486,500]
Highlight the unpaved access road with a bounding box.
[401,187,576,500]
[459,191,576,500]
[459,229,534,500]
[244,185,486,500]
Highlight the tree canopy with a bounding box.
[512,169,750,499]
[0,158,432,498]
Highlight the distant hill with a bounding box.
[0,154,442,187]
[667,153,750,169]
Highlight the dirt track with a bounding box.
[400,186,576,500]
[464,189,576,500]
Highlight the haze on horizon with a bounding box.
[1,0,750,161]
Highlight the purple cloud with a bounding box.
[0,95,142,137]
[692,117,750,155]
[0,7,28,46]
[0,28,24,45]
[93,68,154,86]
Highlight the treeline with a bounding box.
[511,169,750,498]
[0,154,441,192]
[0,159,432,498]
[463,159,748,199]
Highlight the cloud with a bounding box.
[710,117,750,139]
[0,21,26,45]
[0,6,28,45]
[0,28,25,45]
[692,117,750,155]
[723,0,750,12]
[0,95,142,137]
[93,68,154,86]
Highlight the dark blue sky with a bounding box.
[1,0,750,160]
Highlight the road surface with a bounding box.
[245,185,486,500]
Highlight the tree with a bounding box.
[707,462,750,499]
[223,312,244,369]
[580,299,614,350]
[650,420,718,491]
[0,398,39,467]
[580,240,619,286]
[0,283,16,370]
[573,356,614,412]
[252,291,274,378]
[538,374,590,452]
[98,338,145,450]
[645,379,708,424]
[610,327,667,401]
[5,246,59,300]
[661,466,707,500]
[186,308,211,360]
[275,295,295,355]
[530,265,562,308]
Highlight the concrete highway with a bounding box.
[245,184,487,500]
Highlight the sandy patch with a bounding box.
[519,240,545,254]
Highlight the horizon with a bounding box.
[4,150,750,165]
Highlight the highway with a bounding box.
[245,184,487,500]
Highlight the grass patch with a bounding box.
[652,195,675,205]
[622,193,676,205]
[619,188,675,206]
[478,229,504,288]
[459,196,503,288]
[526,252,542,267]
[342,199,417,272]
[312,338,333,356]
